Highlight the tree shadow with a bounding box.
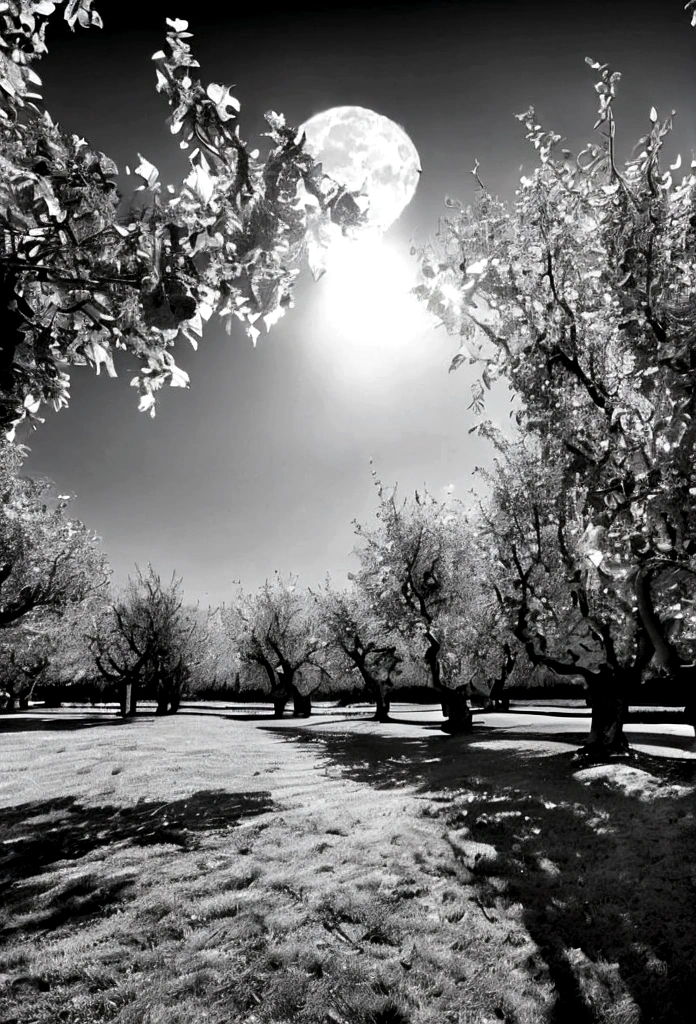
[0,713,152,733]
[0,787,275,935]
[0,872,137,939]
[269,725,696,1023]
[263,724,588,790]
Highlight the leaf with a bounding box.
[206,82,240,121]
[650,106,658,123]
[134,154,159,190]
[138,392,156,415]
[185,164,214,206]
[169,365,190,388]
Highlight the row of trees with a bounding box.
[0,436,519,729]
[2,4,696,758]
[413,43,696,752]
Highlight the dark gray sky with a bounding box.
[22,1,696,603]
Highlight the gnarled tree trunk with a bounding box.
[292,691,312,717]
[373,683,391,723]
[583,671,629,759]
[489,643,515,711]
[440,688,473,734]
[272,692,288,717]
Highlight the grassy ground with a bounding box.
[0,706,695,1024]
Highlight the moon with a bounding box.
[298,105,421,232]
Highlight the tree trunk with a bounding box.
[425,634,472,731]
[489,643,515,710]
[170,694,181,714]
[292,691,312,717]
[440,689,473,734]
[373,684,391,723]
[120,682,132,718]
[582,672,629,758]
[272,693,288,717]
[128,684,138,717]
[357,664,392,723]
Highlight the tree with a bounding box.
[415,51,696,755]
[313,580,403,722]
[0,1,367,435]
[0,439,109,631]
[473,429,653,749]
[0,620,49,709]
[231,573,324,718]
[185,603,239,699]
[351,475,475,733]
[91,565,202,716]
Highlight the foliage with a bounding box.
[90,565,203,713]
[0,439,109,629]
[230,572,325,715]
[186,602,240,696]
[312,579,404,719]
[350,472,481,727]
[0,1,366,434]
[415,47,696,746]
[0,592,104,707]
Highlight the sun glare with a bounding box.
[313,233,434,385]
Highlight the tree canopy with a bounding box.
[415,44,696,751]
[0,1,366,435]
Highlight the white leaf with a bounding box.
[185,165,214,205]
[134,154,159,189]
[206,82,241,121]
[649,106,658,123]
[23,393,41,413]
[467,258,489,275]
[169,365,190,388]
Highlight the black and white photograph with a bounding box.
[1,2,696,1021]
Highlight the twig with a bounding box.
[472,896,498,923]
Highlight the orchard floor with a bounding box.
[1,704,695,1024]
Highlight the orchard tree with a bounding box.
[0,439,109,632]
[0,620,49,709]
[185,603,239,698]
[91,565,202,716]
[0,1,366,435]
[474,429,655,751]
[313,580,404,722]
[231,572,324,718]
[415,48,696,754]
[351,475,475,732]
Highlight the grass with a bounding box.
[0,706,695,1024]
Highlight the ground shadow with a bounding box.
[0,713,157,733]
[273,724,696,1023]
[0,871,137,939]
[0,787,275,933]
[264,724,591,791]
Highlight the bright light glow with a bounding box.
[299,106,421,232]
[312,231,435,385]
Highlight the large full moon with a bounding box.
[298,105,421,232]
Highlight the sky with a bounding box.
[20,0,696,605]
